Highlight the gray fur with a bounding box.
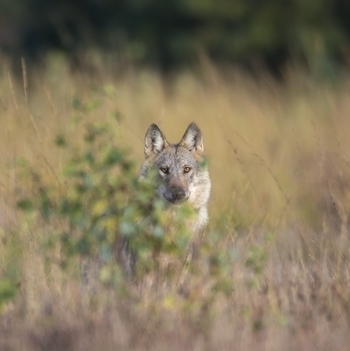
[141,122,211,234]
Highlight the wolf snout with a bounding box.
[164,186,188,203]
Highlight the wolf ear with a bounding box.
[144,123,167,157]
[180,122,204,153]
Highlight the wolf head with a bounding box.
[140,123,211,218]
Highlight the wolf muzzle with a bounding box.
[163,186,189,204]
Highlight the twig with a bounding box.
[21,57,28,105]
[7,71,19,110]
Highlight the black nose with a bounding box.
[171,187,186,201]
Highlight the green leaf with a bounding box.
[17,199,34,211]
[72,96,82,110]
[104,148,122,166]
[55,134,67,147]
[0,279,17,310]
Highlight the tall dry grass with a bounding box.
[0,57,350,350]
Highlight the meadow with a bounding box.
[1,57,350,350]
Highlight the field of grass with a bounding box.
[1,57,350,350]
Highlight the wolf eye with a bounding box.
[160,166,169,174]
[183,166,192,173]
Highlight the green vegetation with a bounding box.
[1,0,350,75]
[0,60,350,350]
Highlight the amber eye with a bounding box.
[160,166,169,174]
[183,166,191,173]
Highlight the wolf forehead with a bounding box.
[154,145,202,168]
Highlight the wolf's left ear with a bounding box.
[144,123,167,157]
[180,122,204,153]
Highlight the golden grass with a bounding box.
[1,58,350,350]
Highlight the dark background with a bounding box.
[0,0,349,76]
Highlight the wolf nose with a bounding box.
[171,187,186,201]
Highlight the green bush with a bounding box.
[17,119,198,291]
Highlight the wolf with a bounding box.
[140,122,211,236]
[119,122,211,276]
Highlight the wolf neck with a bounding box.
[196,206,209,230]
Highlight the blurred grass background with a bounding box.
[1,59,350,350]
[1,59,350,231]
[1,0,350,349]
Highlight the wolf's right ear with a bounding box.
[180,122,204,154]
[144,124,167,157]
